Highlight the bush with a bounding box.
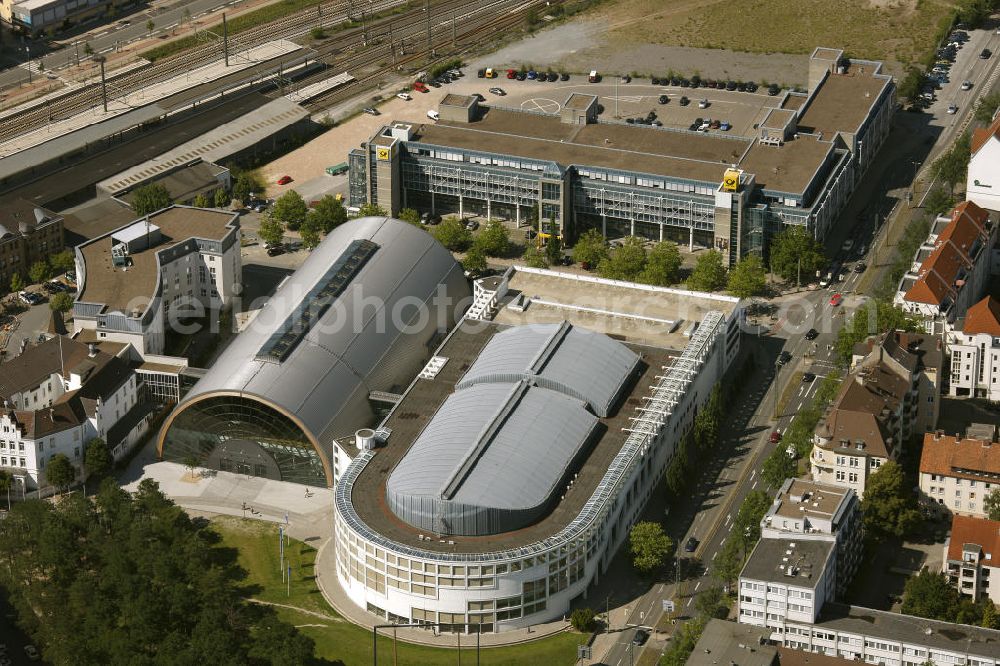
[432,219,472,251]
[49,292,74,313]
[473,220,510,257]
[570,608,595,633]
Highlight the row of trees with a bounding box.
[0,479,314,664]
[257,192,353,249]
[665,386,724,498]
[902,569,1000,628]
[131,169,267,218]
[711,490,773,587]
[3,250,76,299]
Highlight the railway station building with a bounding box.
[349,48,894,265]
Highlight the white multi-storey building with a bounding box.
[894,201,997,324]
[72,206,241,357]
[760,479,863,597]
[946,295,1000,400]
[0,336,149,492]
[967,110,1000,212]
[919,429,1000,519]
[738,538,836,630]
[944,514,1000,605]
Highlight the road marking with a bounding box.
[720,537,726,545]
[687,598,693,607]
[712,550,718,560]
[724,513,731,526]
[750,469,756,479]
[752,479,758,489]
[789,415,796,424]
[694,581,701,591]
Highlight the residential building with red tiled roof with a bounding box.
[919,429,1000,520]
[943,514,1000,604]
[894,200,996,323]
[0,335,153,492]
[967,108,1000,211]
[946,295,1000,400]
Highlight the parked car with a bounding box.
[961,80,973,90]
[684,536,699,552]
[620,75,631,84]
[778,350,792,365]
[413,81,428,93]
[526,70,538,80]
[427,109,440,121]
[266,245,285,257]
[981,48,992,59]
[805,328,819,340]
[709,119,721,129]
[678,96,690,106]
[698,98,709,108]
[841,239,854,252]
[768,83,780,96]
[506,68,517,79]
[362,107,379,115]
[477,68,486,78]
[632,629,650,646]
[515,71,526,81]
[830,293,843,306]
[560,72,570,81]
[658,94,669,104]
[489,87,506,96]
[420,212,442,225]
[651,76,660,85]
[547,72,558,82]
[719,121,731,131]
[947,103,958,114]
[726,80,737,91]
[276,175,293,185]
[465,220,479,231]
[24,645,40,662]
[396,92,411,101]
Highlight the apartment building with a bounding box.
[0,199,64,288]
[72,206,241,357]
[851,330,942,433]
[919,428,1000,519]
[761,479,863,596]
[944,514,1000,604]
[738,538,837,632]
[0,336,151,492]
[894,200,997,324]
[967,109,1000,212]
[946,295,1000,399]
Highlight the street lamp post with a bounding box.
[26,45,31,84]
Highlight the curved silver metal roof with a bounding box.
[167,216,471,450]
[455,321,639,416]
[386,381,598,536]
[0,224,10,239]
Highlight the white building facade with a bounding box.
[946,296,1000,400]
[967,111,1000,212]
[919,430,1000,519]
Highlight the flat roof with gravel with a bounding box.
[741,538,834,588]
[798,70,890,139]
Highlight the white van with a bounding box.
[427,109,440,121]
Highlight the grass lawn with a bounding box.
[210,517,588,665]
[595,0,958,67]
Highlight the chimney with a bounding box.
[88,342,98,358]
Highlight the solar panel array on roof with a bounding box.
[455,321,639,416]
[256,239,379,363]
[386,380,598,536]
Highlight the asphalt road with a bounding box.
[0,0,252,90]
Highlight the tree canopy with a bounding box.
[131,183,172,216]
[0,480,314,664]
[433,219,473,251]
[214,188,231,209]
[45,453,75,491]
[901,569,965,621]
[306,195,348,234]
[768,226,826,284]
[49,251,75,274]
[462,246,488,275]
[356,202,387,217]
[271,190,308,231]
[727,255,767,298]
[48,292,74,313]
[628,521,673,575]
[298,217,322,250]
[83,437,112,480]
[28,260,50,284]
[232,172,264,203]
[192,193,210,208]
[398,208,421,226]
[473,220,510,257]
[572,229,609,268]
[985,488,1000,521]
[862,461,922,541]
[762,445,797,489]
[640,241,682,286]
[598,236,647,281]
[687,250,727,292]
[257,217,284,248]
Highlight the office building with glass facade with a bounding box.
[349,48,893,265]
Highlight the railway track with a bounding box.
[0,0,406,143]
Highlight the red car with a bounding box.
[770,431,782,443]
[413,81,428,93]
[277,175,293,185]
[829,293,843,306]
[506,68,517,79]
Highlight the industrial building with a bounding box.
[72,206,242,356]
[350,48,893,264]
[156,217,471,487]
[333,264,743,632]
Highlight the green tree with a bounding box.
[232,172,263,203]
[524,243,548,268]
[975,91,1000,124]
[897,67,926,104]
[661,616,707,666]
[398,208,422,226]
[923,186,955,217]
[665,433,691,498]
[307,195,348,234]
[474,220,510,257]
[10,274,24,293]
[357,202,387,217]
[131,183,172,216]
[569,607,595,633]
[932,146,969,194]
[762,446,797,489]
[192,193,210,208]
[45,453,75,492]
[182,455,200,478]
[28,260,50,284]
[985,488,1000,521]
[271,190,308,231]
[727,255,767,298]
[545,233,562,266]
[639,241,681,286]
[572,229,609,269]
[733,490,771,546]
[247,619,316,665]
[146,19,155,34]
[687,250,727,292]
[983,599,1000,629]
[257,217,285,248]
[862,461,922,541]
[768,226,826,284]
[213,188,230,209]
[49,250,75,274]
[298,217,322,250]
[83,437,112,480]
[695,586,728,619]
[712,538,744,586]
[433,218,473,251]
[598,236,647,281]
[0,470,11,510]
[83,41,93,56]
[901,569,962,621]
[462,246,488,275]
[49,292,74,313]
[628,521,673,575]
